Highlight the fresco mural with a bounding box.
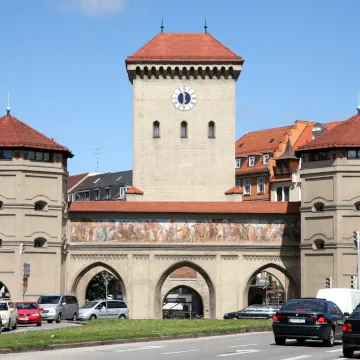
[170,267,197,279]
[71,218,300,244]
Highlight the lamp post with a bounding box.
[103,272,110,319]
[354,230,360,290]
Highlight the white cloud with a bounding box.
[60,0,126,17]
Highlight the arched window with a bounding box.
[34,201,47,211]
[208,121,215,138]
[34,238,46,248]
[313,202,325,212]
[0,201,3,210]
[153,121,160,138]
[181,121,188,138]
[312,239,325,250]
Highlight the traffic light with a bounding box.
[326,277,333,288]
[351,275,357,289]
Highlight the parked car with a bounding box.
[163,310,202,319]
[224,305,279,319]
[317,288,360,315]
[16,302,42,326]
[0,300,17,331]
[272,298,346,346]
[342,307,360,358]
[78,300,128,320]
[38,295,79,323]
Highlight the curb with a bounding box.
[0,327,272,354]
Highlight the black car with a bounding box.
[224,305,279,319]
[272,298,346,346]
[342,307,360,358]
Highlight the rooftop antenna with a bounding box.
[204,17,208,34]
[93,148,102,174]
[357,92,360,115]
[6,92,11,115]
[160,18,164,33]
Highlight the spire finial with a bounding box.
[160,17,164,33]
[204,17,208,34]
[357,92,360,115]
[6,92,11,116]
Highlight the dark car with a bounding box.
[272,298,346,346]
[342,307,360,358]
[163,310,202,319]
[224,305,279,319]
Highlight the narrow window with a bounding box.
[181,121,188,138]
[94,189,100,201]
[235,158,241,168]
[276,187,283,202]
[208,121,215,138]
[257,177,265,194]
[34,201,47,211]
[249,156,255,167]
[243,179,251,195]
[153,121,160,138]
[263,154,270,164]
[235,179,241,188]
[284,186,290,201]
[105,187,111,200]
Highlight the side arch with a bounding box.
[243,262,299,307]
[154,261,216,318]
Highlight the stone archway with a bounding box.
[0,281,10,299]
[71,262,126,307]
[155,261,215,319]
[243,263,298,307]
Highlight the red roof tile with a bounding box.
[68,173,89,191]
[69,201,300,214]
[225,186,242,195]
[126,186,144,195]
[126,33,244,63]
[235,126,292,157]
[0,115,73,156]
[297,114,359,151]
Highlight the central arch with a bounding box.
[155,261,215,318]
[0,281,10,299]
[71,262,127,306]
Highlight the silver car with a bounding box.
[78,300,129,320]
[38,295,79,323]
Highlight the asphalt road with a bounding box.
[2,321,81,334]
[2,332,354,360]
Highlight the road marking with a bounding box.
[229,344,257,348]
[280,356,311,360]
[115,345,165,353]
[162,349,200,355]
[326,348,342,353]
[218,349,260,357]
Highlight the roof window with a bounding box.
[269,139,274,144]
[93,178,100,184]
[238,143,243,148]
[116,176,123,181]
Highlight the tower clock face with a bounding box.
[172,87,197,111]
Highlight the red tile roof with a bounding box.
[225,186,242,195]
[70,201,300,214]
[126,33,244,63]
[297,114,359,151]
[68,173,89,191]
[0,115,73,156]
[126,186,144,195]
[236,126,292,157]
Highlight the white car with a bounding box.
[0,300,18,331]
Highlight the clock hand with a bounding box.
[182,91,187,104]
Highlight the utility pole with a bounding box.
[93,148,102,174]
[354,230,360,290]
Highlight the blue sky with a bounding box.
[0,0,359,175]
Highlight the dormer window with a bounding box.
[249,156,255,167]
[235,158,241,168]
[105,187,111,200]
[263,154,270,164]
[94,189,100,201]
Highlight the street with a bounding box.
[2,321,81,334]
[2,332,351,360]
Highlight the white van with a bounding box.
[316,288,360,314]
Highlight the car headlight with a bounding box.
[48,309,57,314]
[1,314,7,320]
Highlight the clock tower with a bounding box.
[126,31,244,201]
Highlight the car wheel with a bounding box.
[47,320,53,324]
[56,313,61,324]
[72,313,77,321]
[323,328,335,347]
[275,337,286,345]
[12,321,17,330]
[118,314,126,319]
[89,315,97,321]
[343,348,354,358]
[37,322,42,327]
[296,339,305,345]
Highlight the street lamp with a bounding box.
[353,230,360,290]
[103,272,111,319]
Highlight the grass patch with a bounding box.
[0,319,271,351]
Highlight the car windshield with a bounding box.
[0,303,8,311]
[16,303,37,310]
[38,296,60,305]
[81,301,99,309]
[281,299,326,313]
